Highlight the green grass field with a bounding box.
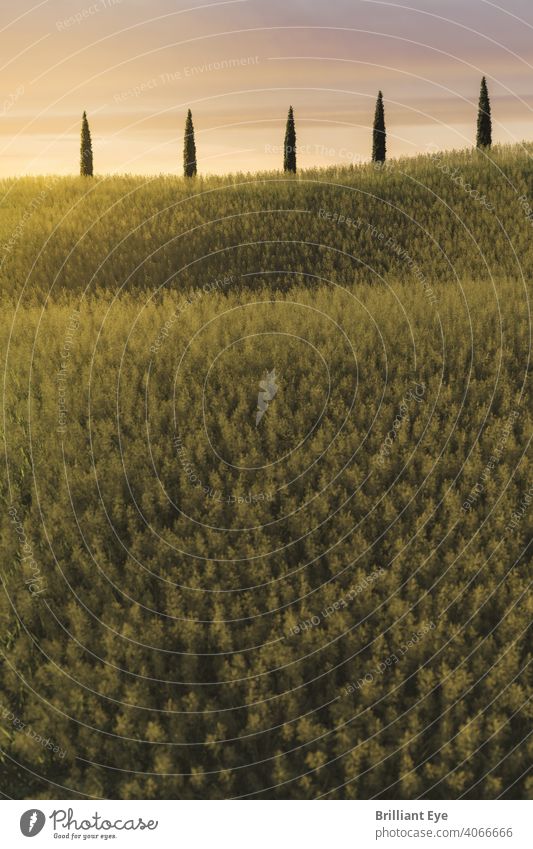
[0,145,531,799]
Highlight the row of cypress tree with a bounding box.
[80,77,493,177]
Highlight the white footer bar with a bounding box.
[3,799,531,848]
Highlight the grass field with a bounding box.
[0,145,531,799]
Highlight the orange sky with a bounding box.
[1,0,533,175]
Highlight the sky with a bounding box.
[1,0,533,175]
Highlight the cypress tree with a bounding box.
[80,111,93,176]
[476,76,492,149]
[283,106,296,173]
[183,109,197,177]
[372,91,386,163]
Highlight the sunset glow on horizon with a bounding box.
[2,0,533,176]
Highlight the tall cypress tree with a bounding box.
[372,91,386,163]
[476,77,492,149]
[183,109,197,177]
[283,106,296,173]
[80,111,93,176]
